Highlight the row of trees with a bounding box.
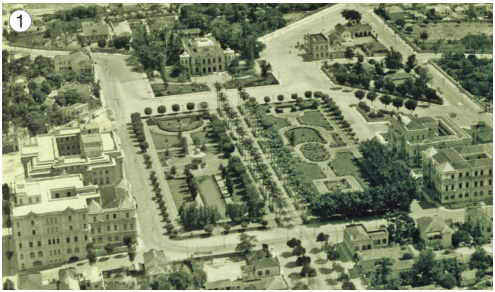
[354,90,418,113]
[178,204,220,231]
[310,138,417,220]
[131,113,149,153]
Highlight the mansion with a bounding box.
[179,34,235,76]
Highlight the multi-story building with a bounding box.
[470,121,493,145]
[465,207,493,240]
[179,33,235,76]
[20,124,124,187]
[422,143,493,204]
[11,175,97,271]
[10,174,137,271]
[61,103,90,121]
[78,22,112,43]
[343,224,388,256]
[416,215,453,248]
[53,51,93,75]
[307,33,329,60]
[388,114,472,167]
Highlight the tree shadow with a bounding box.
[281,251,293,259]
[315,258,328,265]
[309,247,321,254]
[114,254,126,259]
[319,267,333,275]
[285,261,297,269]
[326,278,338,286]
[98,257,109,262]
[288,272,302,281]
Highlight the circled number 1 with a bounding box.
[17,14,22,28]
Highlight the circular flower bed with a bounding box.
[300,143,330,162]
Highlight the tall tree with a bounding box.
[341,9,362,24]
[405,54,417,73]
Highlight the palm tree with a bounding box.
[237,86,244,107]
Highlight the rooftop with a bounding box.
[310,33,328,43]
[54,51,92,67]
[416,215,454,234]
[81,21,110,36]
[12,175,98,217]
[203,257,243,283]
[345,224,371,241]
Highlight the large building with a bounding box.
[306,33,329,60]
[10,174,137,271]
[179,33,235,76]
[53,51,93,75]
[21,124,124,187]
[78,22,112,43]
[422,143,493,204]
[388,114,472,167]
[416,215,453,249]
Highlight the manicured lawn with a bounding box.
[155,116,204,132]
[224,73,279,89]
[329,152,367,188]
[300,143,330,162]
[195,175,226,218]
[152,82,210,97]
[150,131,181,149]
[285,127,324,145]
[297,111,333,130]
[191,129,218,145]
[167,178,194,210]
[264,115,290,131]
[295,161,326,180]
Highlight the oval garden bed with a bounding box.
[300,143,330,162]
[285,127,325,145]
[155,115,204,132]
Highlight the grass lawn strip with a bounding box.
[297,110,333,130]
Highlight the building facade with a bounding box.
[307,34,329,60]
[10,175,137,271]
[179,34,235,76]
[54,51,93,75]
[79,22,112,43]
[422,143,493,204]
[343,224,389,256]
[388,114,472,167]
[20,124,124,187]
[416,215,453,248]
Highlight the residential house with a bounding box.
[18,272,43,290]
[243,256,281,279]
[386,5,406,20]
[79,22,111,43]
[469,4,488,17]
[388,114,472,166]
[422,143,493,204]
[454,6,467,16]
[179,33,235,76]
[10,51,31,63]
[359,41,389,57]
[431,5,452,18]
[54,51,93,75]
[2,126,30,153]
[361,62,375,75]
[143,249,168,284]
[386,71,414,86]
[409,11,427,23]
[343,224,389,257]
[416,215,453,248]
[470,121,493,145]
[356,245,417,277]
[466,207,493,240]
[59,268,80,290]
[61,103,90,121]
[112,20,132,38]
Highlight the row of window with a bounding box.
[93,235,120,244]
[93,212,131,222]
[19,247,82,260]
[445,179,492,191]
[450,169,492,179]
[443,190,492,201]
[18,235,88,249]
[91,223,133,233]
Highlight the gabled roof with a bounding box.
[81,22,110,36]
[19,272,42,290]
[345,224,370,241]
[113,20,132,37]
[263,275,288,290]
[99,183,134,210]
[54,52,92,68]
[387,5,405,14]
[143,249,167,274]
[59,268,80,290]
[416,216,453,234]
[254,257,279,270]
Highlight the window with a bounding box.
[108,237,112,242]
[466,182,469,188]
[124,224,127,230]
[66,237,70,243]
[57,238,60,244]
[481,170,484,176]
[459,183,462,189]
[115,236,119,241]
[18,232,21,237]
[444,196,449,201]
[107,226,110,231]
[98,228,101,233]
[465,193,469,197]
[480,181,484,186]
[258,271,263,276]
[31,220,35,225]
[67,248,72,254]
[74,236,78,242]
[85,235,88,241]
[30,252,35,259]
[489,180,492,185]
[32,230,36,235]
[466,172,469,177]
[91,228,94,234]
[37,241,41,247]
[459,194,463,198]
[113,214,116,219]
[451,185,454,190]
[445,186,448,191]
[130,224,134,230]
[29,242,33,248]
[475,182,478,187]
[69,226,73,231]
[475,171,478,176]
[114,225,117,231]
[459,173,462,178]
[16,222,20,228]
[126,213,129,218]
[93,216,97,222]
[68,216,72,221]
[106,214,109,220]
[480,191,484,196]
[98,238,103,243]
[48,239,51,245]
[474,192,478,197]
[451,174,454,179]
[38,251,43,257]
[83,224,87,229]
[20,254,24,259]
[75,247,80,253]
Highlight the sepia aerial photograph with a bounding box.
[1,1,493,290]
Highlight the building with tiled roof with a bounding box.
[466,206,493,239]
[422,143,492,204]
[416,215,454,248]
[179,33,235,76]
[386,71,414,85]
[333,23,373,39]
[385,5,406,20]
[388,114,472,166]
[111,20,132,38]
[470,121,493,145]
[356,245,417,277]
[54,51,93,75]
[18,272,43,290]
[143,249,168,283]
[78,21,111,43]
[343,224,388,257]
[59,268,80,290]
[307,33,329,60]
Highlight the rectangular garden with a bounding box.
[152,83,210,97]
[194,175,226,218]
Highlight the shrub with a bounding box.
[291,93,298,99]
[158,105,166,114]
[304,91,312,98]
[144,107,152,115]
